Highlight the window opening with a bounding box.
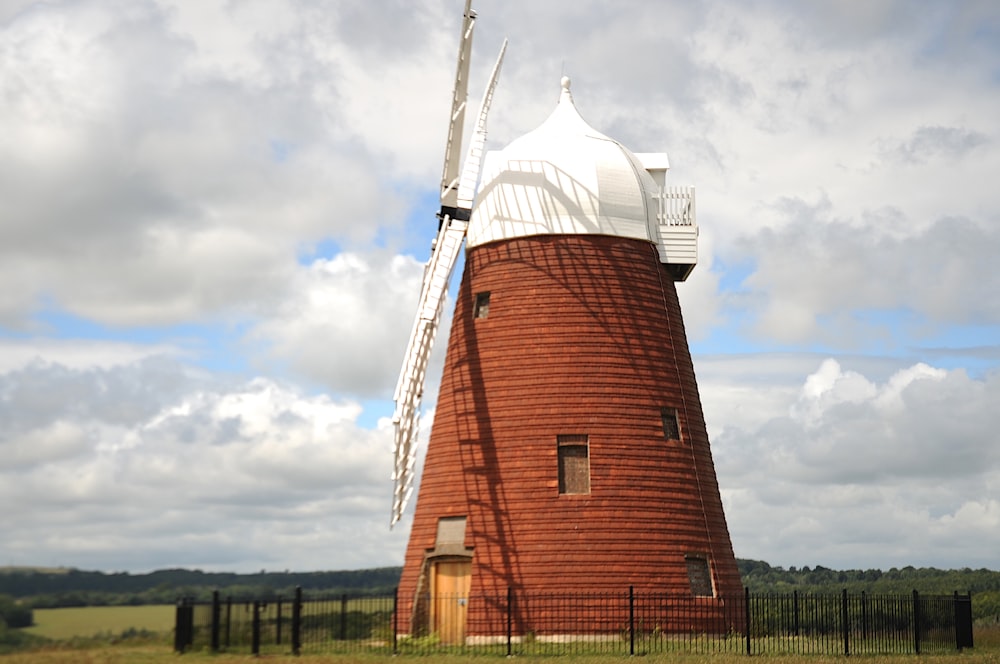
[436,516,467,547]
[474,292,491,319]
[685,555,714,597]
[557,434,590,494]
[661,407,680,441]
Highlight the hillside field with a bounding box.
[22,605,175,640]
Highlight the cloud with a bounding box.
[0,339,180,372]
[1,0,999,575]
[0,0,436,327]
[880,125,990,164]
[0,355,405,572]
[733,217,1000,345]
[248,252,425,398]
[707,357,1000,568]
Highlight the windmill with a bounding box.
[392,1,742,645]
[391,0,506,528]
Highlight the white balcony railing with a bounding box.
[652,186,697,280]
[654,185,695,226]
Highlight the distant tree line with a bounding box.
[0,567,400,608]
[2,561,998,622]
[738,559,1000,623]
[738,558,1000,594]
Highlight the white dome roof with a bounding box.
[468,77,663,248]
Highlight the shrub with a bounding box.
[0,594,32,629]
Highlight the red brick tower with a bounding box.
[393,76,742,641]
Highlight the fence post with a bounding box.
[506,586,513,657]
[861,591,868,642]
[744,587,751,656]
[841,588,849,656]
[292,586,302,656]
[174,597,192,653]
[211,590,221,652]
[276,597,283,645]
[954,591,974,651]
[392,587,399,654]
[173,600,181,654]
[252,600,261,656]
[912,590,920,655]
[340,593,348,640]
[793,590,799,637]
[184,596,194,652]
[628,585,635,656]
[225,596,232,648]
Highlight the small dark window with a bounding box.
[661,407,680,440]
[474,292,491,318]
[557,434,589,494]
[685,555,714,597]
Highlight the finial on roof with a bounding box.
[559,75,573,104]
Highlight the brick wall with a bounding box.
[398,234,742,635]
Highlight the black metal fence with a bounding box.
[174,587,973,656]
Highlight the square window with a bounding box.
[557,435,589,494]
[474,292,490,319]
[435,516,467,546]
[685,555,714,597]
[661,407,680,441]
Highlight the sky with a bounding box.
[1,0,998,575]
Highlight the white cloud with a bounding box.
[0,339,179,372]
[736,218,1000,344]
[0,0,437,327]
[0,356,404,572]
[676,229,725,341]
[707,357,1000,569]
[1,0,999,575]
[249,252,424,398]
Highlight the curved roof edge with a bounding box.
[468,78,665,249]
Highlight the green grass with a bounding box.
[22,605,175,640]
[4,615,998,664]
[2,648,1000,664]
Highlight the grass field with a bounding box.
[22,605,176,640]
[5,609,998,663]
[2,648,1000,664]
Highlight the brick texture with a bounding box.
[398,234,742,634]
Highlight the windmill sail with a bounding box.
[457,39,507,209]
[391,11,506,527]
[439,0,476,219]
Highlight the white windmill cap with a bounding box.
[467,77,667,248]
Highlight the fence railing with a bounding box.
[174,587,973,656]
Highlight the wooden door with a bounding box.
[432,559,471,644]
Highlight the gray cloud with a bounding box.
[0,0,429,326]
[733,217,1000,344]
[880,125,990,163]
[705,357,1000,569]
[1,0,999,574]
[0,355,403,572]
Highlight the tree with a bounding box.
[0,595,32,629]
